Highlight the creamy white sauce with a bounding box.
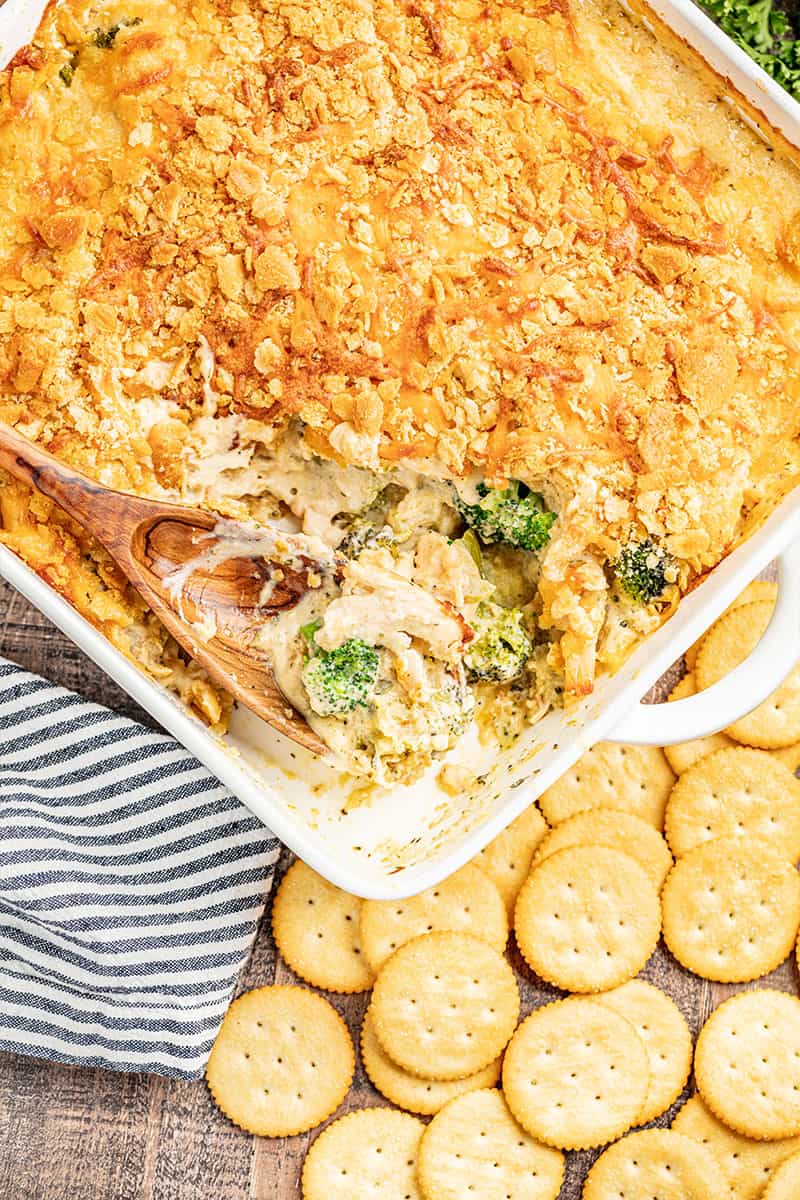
[136,394,179,433]
[255,433,382,544]
[184,422,383,544]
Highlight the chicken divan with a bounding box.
[2,0,800,783]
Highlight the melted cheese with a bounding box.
[3,0,800,728]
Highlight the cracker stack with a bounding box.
[204,577,800,1198]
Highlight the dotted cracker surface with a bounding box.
[532,810,673,893]
[514,845,661,992]
[538,742,675,828]
[359,863,507,972]
[695,990,800,1140]
[673,1094,800,1200]
[664,672,734,775]
[770,742,800,772]
[595,980,692,1125]
[271,860,373,993]
[301,1108,424,1200]
[664,746,800,860]
[205,986,354,1137]
[370,931,519,1081]
[501,998,649,1150]
[763,1151,800,1199]
[582,1129,723,1199]
[474,804,549,915]
[360,1008,501,1116]
[417,1089,564,1200]
[696,601,800,748]
[662,836,800,982]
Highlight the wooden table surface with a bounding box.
[0,577,797,1200]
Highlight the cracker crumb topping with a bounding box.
[2,0,800,719]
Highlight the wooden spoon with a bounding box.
[0,422,333,754]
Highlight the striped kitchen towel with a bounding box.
[0,657,279,1079]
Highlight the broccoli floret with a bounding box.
[302,637,379,716]
[337,518,396,559]
[454,481,556,552]
[91,17,142,48]
[430,666,475,737]
[613,538,675,605]
[464,602,532,683]
[300,618,323,645]
[59,53,79,86]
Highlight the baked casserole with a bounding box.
[2,0,800,783]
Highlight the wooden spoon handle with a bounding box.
[0,421,116,532]
[0,422,215,562]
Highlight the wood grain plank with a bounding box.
[148,1079,255,1200]
[139,1078,168,1200]
[0,583,798,1199]
[0,1056,158,1200]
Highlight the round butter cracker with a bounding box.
[417,1089,564,1200]
[271,859,373,993]
[538,742,674,828]
[595,980,692,1125]
[302,1108,424,1200]
[583,1129,723,1200]
[359,862,507,973]
[662,836,800,982]
[206,985,354,1137]
[514,845,661,992]
[532,810,672,892]
[770,741,800,773]
[664,746,800,860]
[474,804,549,916]
[696,600,800,748]
[360,1008,501,1116]
[502,997,650,1150]
[370,931,519,1081]
[673,1094,800,1200]
[695,990,800,1141]
[764,1151,800,1200]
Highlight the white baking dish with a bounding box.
[3,0,800,899]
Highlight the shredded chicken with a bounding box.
[315,560,470,663]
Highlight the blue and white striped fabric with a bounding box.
[0,657,279,1079]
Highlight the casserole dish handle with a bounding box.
[608,540,800,746]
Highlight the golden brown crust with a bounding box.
[2,0,800,707]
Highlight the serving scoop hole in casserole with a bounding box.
[184,422,676,783]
